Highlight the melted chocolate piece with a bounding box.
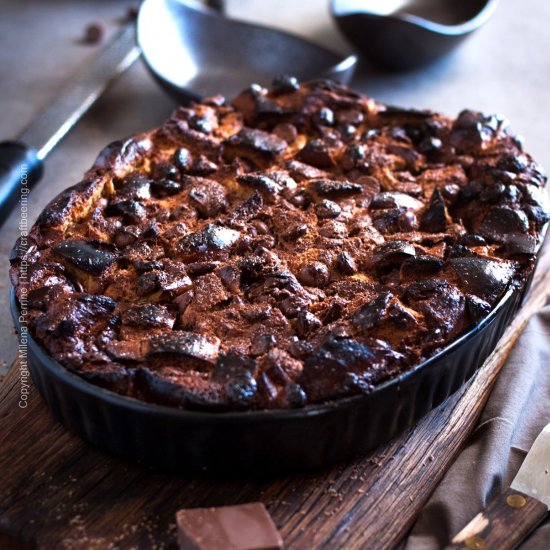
[151,178,182,197]
[478,207,530,242]
[52,240,117,275]
[225,127,287,157]
[420,189,447,232]
[312,179,363,197]
[148,331,219,365]
[297,139,335,168]
[449,257,515,302]
[178,225,241,261]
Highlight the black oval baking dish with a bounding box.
[10,268,534,476]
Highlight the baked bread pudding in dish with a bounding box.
[10,78,548,412]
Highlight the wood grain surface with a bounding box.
[2,245,550,550]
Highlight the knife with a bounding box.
[447,422,550,549]
[0,23,140,227]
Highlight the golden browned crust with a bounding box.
[10,78,549,411]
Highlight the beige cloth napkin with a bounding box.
[404,306,550,549]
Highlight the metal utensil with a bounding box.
[0,24,139,227]
[137,0,358,104]
[331,0,499,70]
[447,421,550,549]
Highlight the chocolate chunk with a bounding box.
[321,299,345,324]
[105,199,146,223]
[297,139,335,168]
[449,257,515,302]
[254,95,287,118]
[189,114,214,134]
[122,304,176,329]
[400,255,444,278]
[458,234,487,247]
[524,204,550,228]
[479,183,506,204]
[319,220,347,239]
[397,210,419,231]
[189,155,218,175]
[403,279,465,336]
[466,295,492,323]
[478,207,530,242]
[403,279,447,301]
[232,84,289,124]
[450,110,500,152]
[271,74,299,94]
[312,179,363,197]
[174,147,193,171]
[353,292,416,331]
[298,261,330,287]
[117,175,151,200]
[134,260,164,274]
[52,240,117,275]
[305,337,376,377]
[151,179,182,197]
[341,144,366,171]
[250,333,277,356]
[375,241,416,271]
[499,234,537,257]
[300,337,402,400]
[152,161,179,180]
[337,251,357,275]
[449,243,476,260]
[353,292,393,331]
[420,189,447,232]
[371,207,407,234]
[185,261,218,277]
[370,192,423,210]
[296,311,322,337]
[237,173,283,197]
[213,351,258,407]
[178,224,241,261]
[188,178,228,217]
[285,160,327,181]
[282,224,308,241]
[225,128,287,157]
[497,153,528,173]
[418,136,443,157]
[231,191,263,221]
[521,183,549,210]
[105,340,146,362]
[148,331,219,365]
[176,503,283,550]
[136,267,192,297]
[387,144,421,171]
[314,107,334,126]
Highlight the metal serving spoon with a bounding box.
[137,0,358,104]
[331,0,499,70]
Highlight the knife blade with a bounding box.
[0,23,140,226]
[447,421,550,549]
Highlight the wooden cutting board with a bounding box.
[2,245,549,550]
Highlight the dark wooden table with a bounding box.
[2,245,549,550]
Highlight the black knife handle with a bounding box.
[0,141,43,227]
